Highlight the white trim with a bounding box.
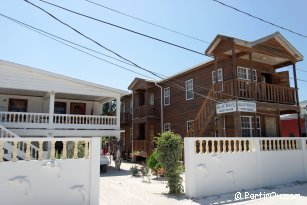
[164,87,170,106]
[164,123,171,131]
[185,79,194,100]
[186,120,194,133]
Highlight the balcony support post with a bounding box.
[116,96,121,130]
[293,63,302,136]
[49,91,55,128]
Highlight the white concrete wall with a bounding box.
[184,137,307,198]
[0,137,101,205]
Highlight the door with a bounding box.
[265,117,277,137]
[70,103,86,115]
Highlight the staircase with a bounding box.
[0,124,38,161]
[188,85,217,137]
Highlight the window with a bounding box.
[9,99,27,112]
[185,79,194,100]
[54,102,66,114]
[217,69,223,82]
[212,71,216,83]
[241,116,252,137]
[70,103,86,115]
[241,116,261,137]
[254,116,261,137]
[187,120,194,133]
[164,123,171,131]
[237,66,257,81]
[149,93,154,106]
[164,87,170,106]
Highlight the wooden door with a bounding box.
[265,117,277,137]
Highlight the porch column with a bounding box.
[293,63,302,136]
[116,96,121,130]
[49,91,55,128]
[232,46,237,98]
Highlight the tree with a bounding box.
[102,100,116,115]
[156,131,184,194]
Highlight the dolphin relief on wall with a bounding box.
[8,176,32,196]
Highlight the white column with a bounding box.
[49,91,55,128]
[116,96,121,130]
[89,137,100,205]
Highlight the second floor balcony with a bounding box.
[133,105,160,119]
[215,79,297,105]
[0,111,117,130]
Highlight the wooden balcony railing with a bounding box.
[214,80,297,105]
[120,112,132,124]
[133,105,160,118]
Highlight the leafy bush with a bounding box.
[147,150,161,172]
[157,131,184,194]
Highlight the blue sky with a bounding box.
[1,0,307,100]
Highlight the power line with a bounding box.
[1,15,293,118]
[26,0,307,84]
[83,0,210,44]
[212,0,307,39]
[28,0,206,56]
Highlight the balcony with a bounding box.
[215,80,296,105]
[120,112,132,124]
[0,111,117,130]
[133,105,160,119]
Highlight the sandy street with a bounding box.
[100,163,307,205]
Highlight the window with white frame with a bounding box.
[185,79,194,100]
[241,116,261,137]
[212,71,216,83]
[237,66,257,81]
[164,87,170,106]
[164,123,171,131]
[186,120,194,133]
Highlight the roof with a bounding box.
[205,32,304,62]
[158,60,213,83]
[128,77,156,90]
[0,60,128,97]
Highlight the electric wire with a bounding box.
[212,0,307,38]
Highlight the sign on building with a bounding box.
[216,101,237,114]
[237,100,256,112]
[216,100,256,114]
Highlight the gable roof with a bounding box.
[205,32,304,62]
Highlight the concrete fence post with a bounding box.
[302,138,307,181]
[89,137,101,205]
[184,137,197,197]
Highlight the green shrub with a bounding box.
[157,131,184,194]
[147,150,161,170]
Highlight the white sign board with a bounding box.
[237,101,256,112]
[216,100,256,114]
[216,101,237,114]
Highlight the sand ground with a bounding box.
[99,162,307,205]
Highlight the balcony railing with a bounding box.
[133,105,160,118]
[120,112,132,124]
[215,80,296,105]
[0,111,117,129]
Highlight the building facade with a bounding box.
[0,60,127,161]
[121,32,304,158]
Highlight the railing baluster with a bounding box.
[12,141,18,162]
[85,141,89,159]
[38,141,43,160]
[51,141,56,160]
[62,141,67,160]
[26,141,31,161]
[74,141,78,159]
[0,141,4,162]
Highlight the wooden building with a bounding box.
[121,32,304,158]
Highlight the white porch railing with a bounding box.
[0,124,39,160]
[0,111,117,129]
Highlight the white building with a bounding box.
[0,60,128,205]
